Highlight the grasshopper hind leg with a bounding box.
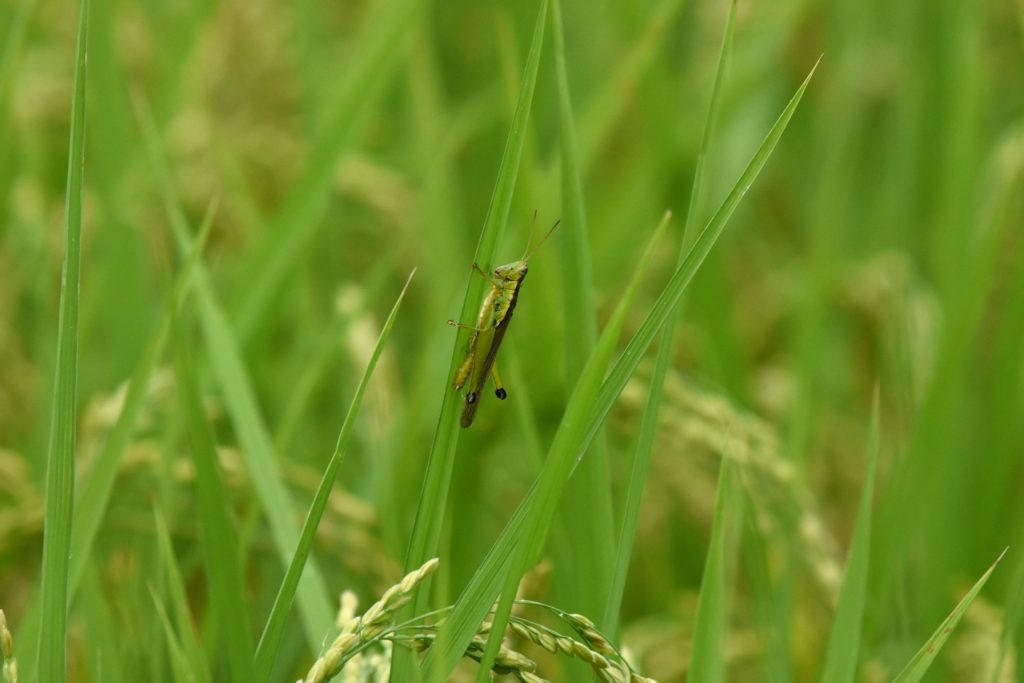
[491,363,508,400]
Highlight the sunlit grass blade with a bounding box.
[820,392,880,683]
[891,548,1007,683]
[688,459,738,683]
[425,59,818,679]
[550,0,614,623]
[255,270,415,679]
[175,322,256,682]
[152,510,212,683]
[396,3,549,677]
[135,97,335,650]
[35,0,88,678]
[575,58,820,465]
[604,0,736,637]
[231,0,425,341]
[433,210,672,679]
[15,202,216,669]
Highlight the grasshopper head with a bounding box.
[494,260,528,281]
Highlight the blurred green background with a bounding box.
[1,0,1023,680]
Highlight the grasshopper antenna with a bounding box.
[524,217,560,261]
[521,209,539,260]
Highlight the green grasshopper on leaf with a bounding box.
[448,218,560,428]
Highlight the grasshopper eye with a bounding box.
[495,388,508,400]
[466,391,478,404]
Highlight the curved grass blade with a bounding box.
[424,60,819,680]
[255,270,415,679]
[395,3,549,678]
[892,548,1007,683]
[688,459,738,683]
[35,0,88,678]
[603,0,736,637]
[820,393,880,683]
[574,58,819,465]
[175,322,257,682]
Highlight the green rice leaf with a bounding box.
[550,0,615,625]
[255,270,415,678]
[395,4,549,679]
[35,0,89,678]
[152,510,212,683]
[604,0,736,637]
[688,459,738,683]
[174,320,257,682]
[575,58,819,459]
[423,59,818,680]
[148,587,201,683]
[433,210,672,679]
[892,549,1007,683]
[820,392,880,683]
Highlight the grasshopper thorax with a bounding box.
[494,260,528,281]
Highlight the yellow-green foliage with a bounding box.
[1,0,1023,681]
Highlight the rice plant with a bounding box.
[2,0,1022,681]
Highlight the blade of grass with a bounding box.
[820,392,880,683]
[551,0,598,400]
[550,0,615,624]
[175,321,257,682]
[891,548,1007,683]
[574,58,819,473]
[255,269,415,679]
[14,204,216,669]
[35,0,88,678]
[423,60,819,679]
[394,3,549,679]
[688,458,738,683]
[471,211,672,680]
[603,0,736,638]
[135,97,336,651]
[152,510,213,683]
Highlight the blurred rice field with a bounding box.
[1,0,1023,681]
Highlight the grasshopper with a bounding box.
[448,218,559,428]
